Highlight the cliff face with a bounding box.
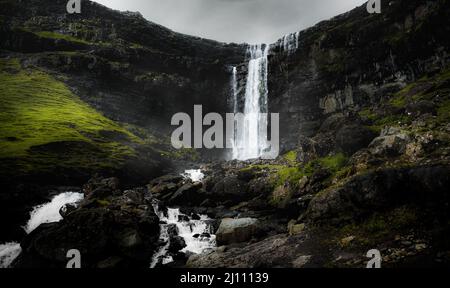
[266,0,449,152]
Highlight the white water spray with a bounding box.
[182,169,205,183]
[0,191,84,268]
[231,66,238,113]
[150,205,216,268]
[24,192,84,234]
[0,242,21,268]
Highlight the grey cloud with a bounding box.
[93,0,367,44]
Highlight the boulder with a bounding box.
[168,236,187,254]
[336,124,377,155]
[369,127,411,156]
[147,174,184,200]
[187,234,315,268]
[215,218,259,245]
[13,188,160,268]
[209,176,248,205]
[83,176,120,198]
[168,182,203,205]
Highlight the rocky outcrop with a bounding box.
[13,178,160,268]
[187,232,319,268]
[306,165,450,224]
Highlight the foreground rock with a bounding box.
[306,165,450,224]
[187,232,320,268]
[216,218,259,245]
[13,178,160,268]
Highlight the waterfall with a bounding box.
[231,67,238,114]
[279,31,300,54]
[232,44,270,161]
[150,205,216,268]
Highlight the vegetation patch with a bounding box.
[338,206,418,246]
[0,58,141,178]
[33,31,91,45]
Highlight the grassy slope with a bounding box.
[0,57,141,181]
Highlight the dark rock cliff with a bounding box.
[265,0,450,151]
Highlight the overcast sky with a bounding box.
[93,0,366,44]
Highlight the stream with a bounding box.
[0,192,84,268]
[150,169,216,268]
[1,170,215,268]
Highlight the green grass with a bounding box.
[318,153,349,174]
[0,58,140,176]
[283,150,298,164]
[358,108,377,121]
[242,152,350,189]
[32,30,91,45]
[275,166,305,186]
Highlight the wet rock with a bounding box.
[178,215,190,222]
[167,224,178,238]
[168,236,186,254]
[168,182,203,206]
[147,174,184,201]
[83,176,121,199]
[59,203,77,218]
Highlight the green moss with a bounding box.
[365,114,412,134]
[0,58,140,176]
[33,31,91,45]
[318,153,348,173]
[283,150,298,164]
[96,199,111,207]
[358,108,377,121]
[163,147,200,161]
[275,166,304,186]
